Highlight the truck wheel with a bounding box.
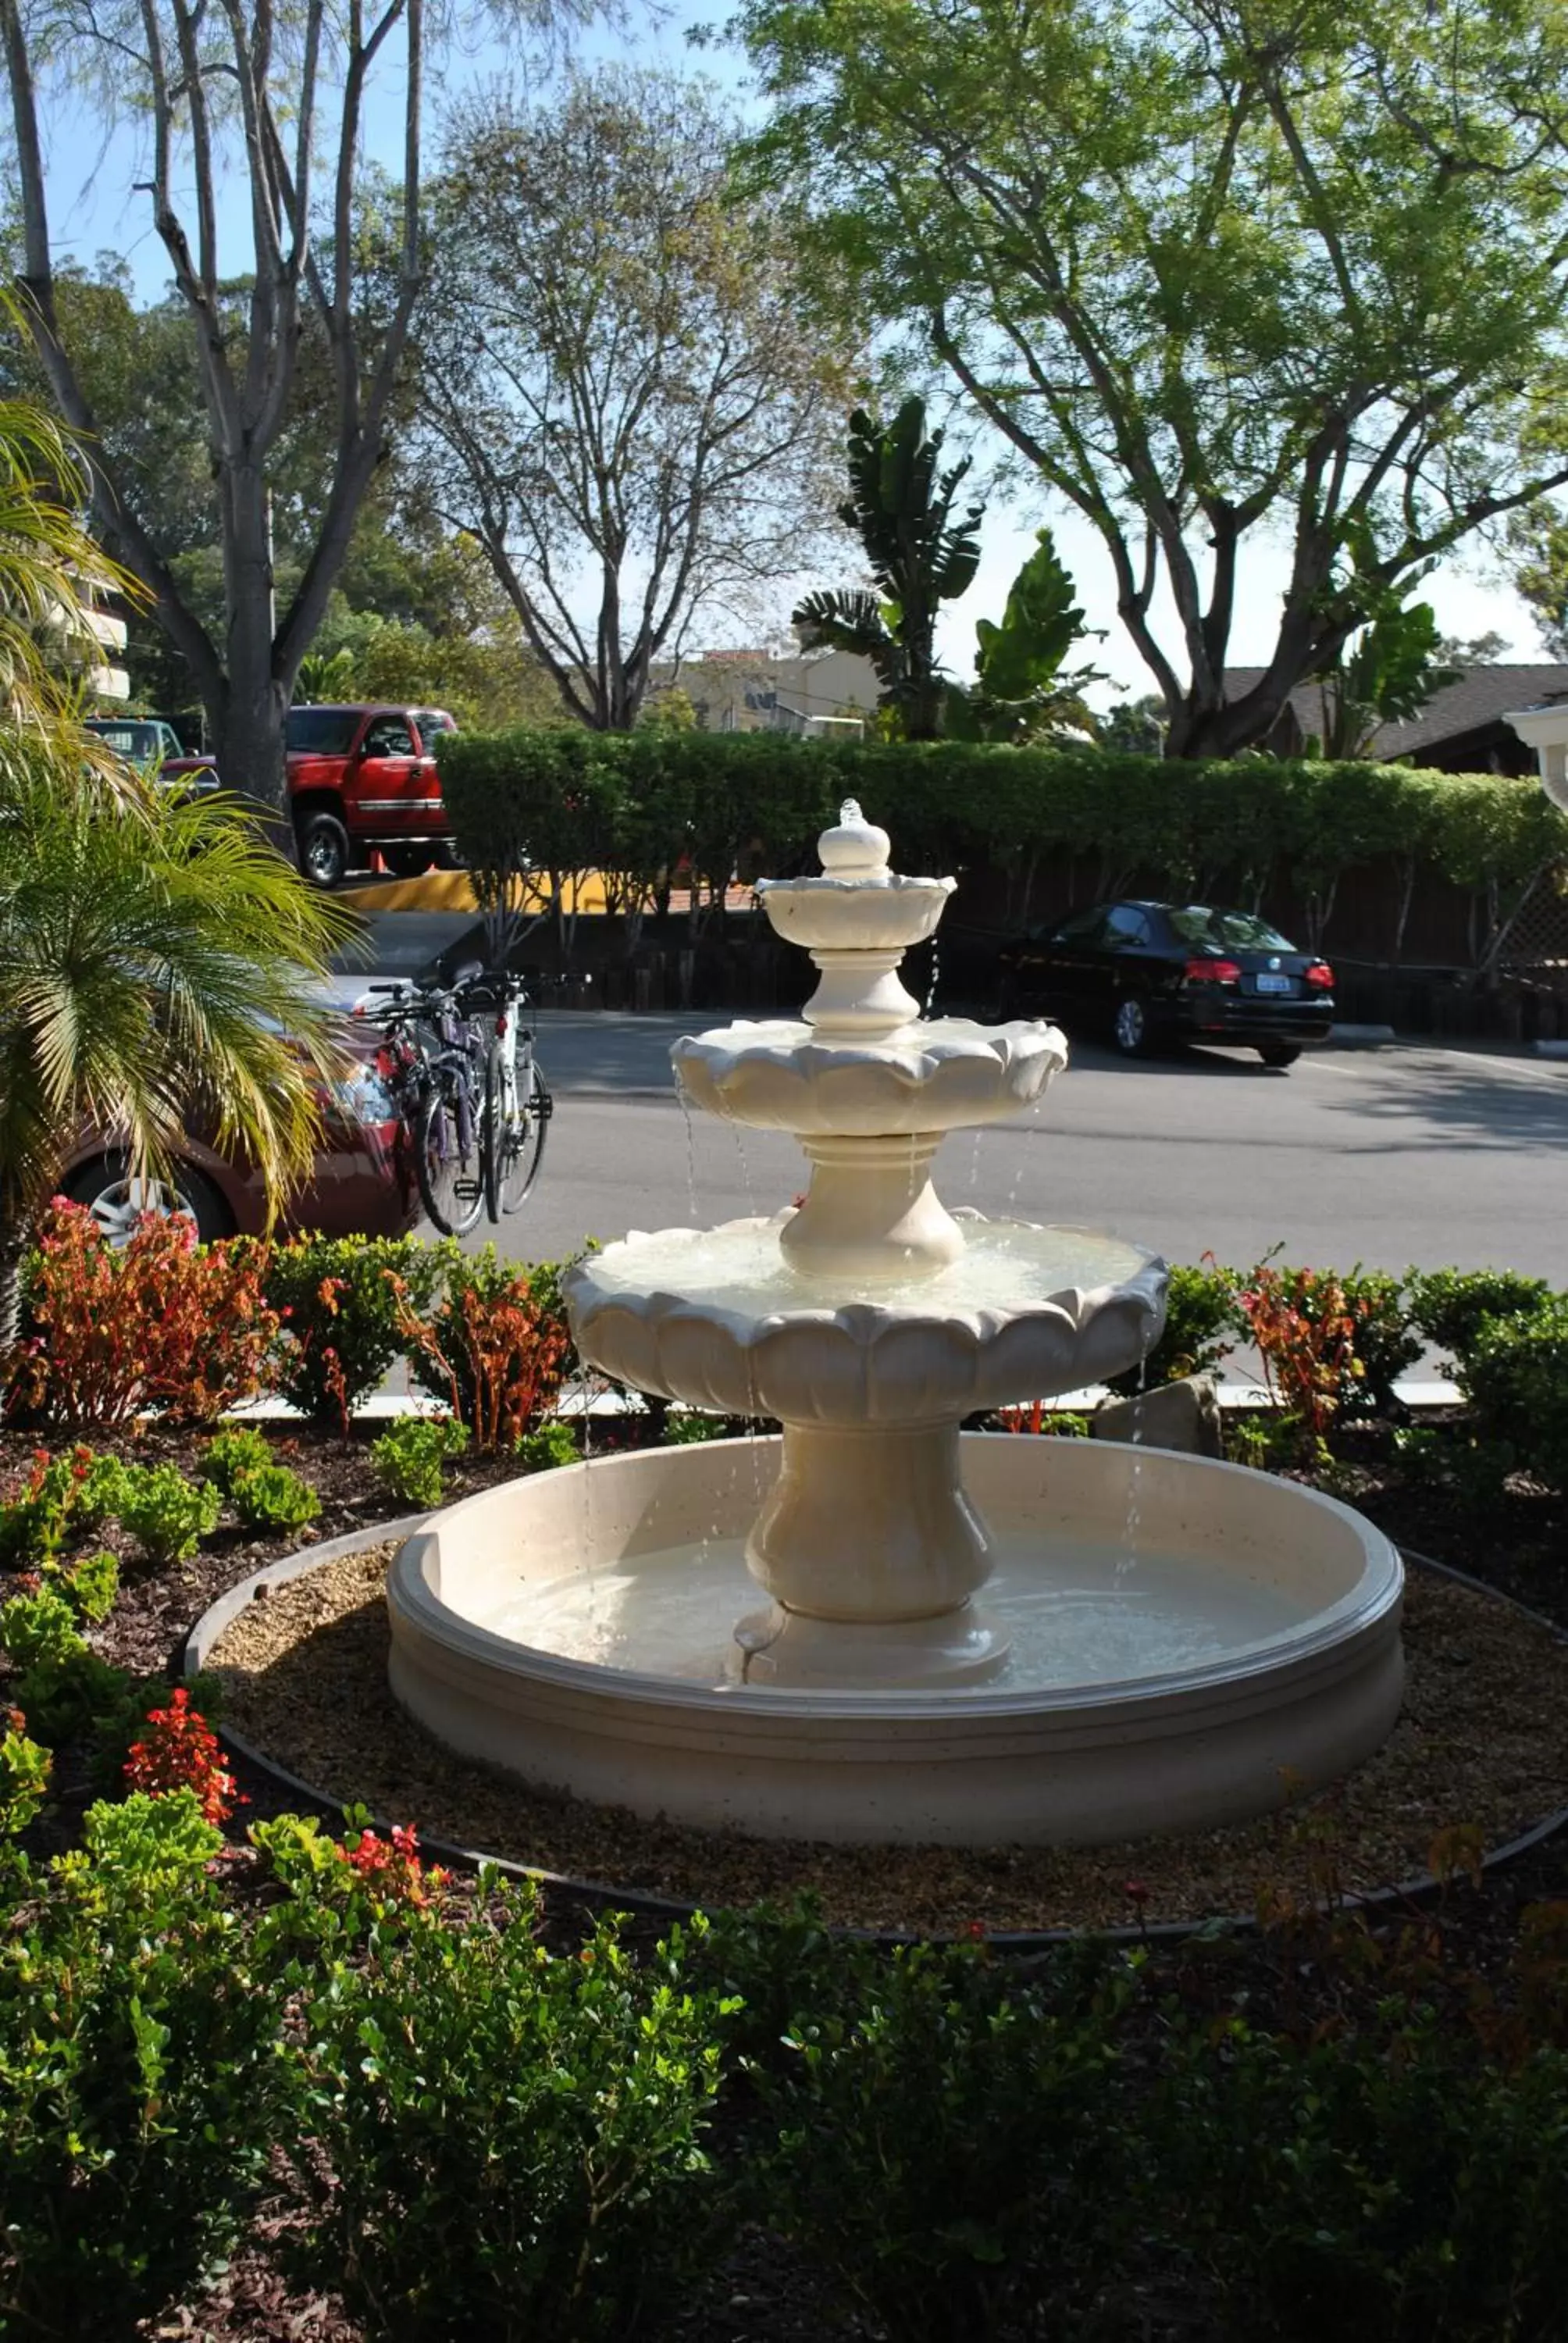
[383,843,432,879]
[432,840,463,871]
[298,811,351,889]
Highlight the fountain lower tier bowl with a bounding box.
[386,1435,1405,1847]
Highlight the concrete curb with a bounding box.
[1327,1023,1397,1047]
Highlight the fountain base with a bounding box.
[386,1435,1405,1847]
[733,1598,1012,1689]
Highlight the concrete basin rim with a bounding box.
[385,1436,1405,1726]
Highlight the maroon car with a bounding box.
[56,1016,420,1244]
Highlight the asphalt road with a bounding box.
[466,1015,1568,1286]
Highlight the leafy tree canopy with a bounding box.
[739,0,1568,757]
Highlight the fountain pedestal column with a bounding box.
[736,1419,1010,1688]
[780,1132,964,1282]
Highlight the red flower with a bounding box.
[124,1686,241,1824]
[344,1819,444,1906]
[1123,1879,1149,1906]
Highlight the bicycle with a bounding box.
[357,975,486,1236]
[465,968,551,1220]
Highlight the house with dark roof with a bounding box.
[1224,664,1568,772]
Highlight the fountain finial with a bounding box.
[818,798,891,884]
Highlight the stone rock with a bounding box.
[1092,1374,1224,1459]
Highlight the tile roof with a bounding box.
[1224,664,1568,758]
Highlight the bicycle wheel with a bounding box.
[484,1044,551,1218]
[415,1081,484,1236]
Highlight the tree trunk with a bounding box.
[0,1219,31,1353]
[214,464,290,825]
[210,676,291,834]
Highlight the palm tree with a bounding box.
[0,742,355,1341]
[0,381,355,1343]
[793,397,985,740]
[0,376,136,789]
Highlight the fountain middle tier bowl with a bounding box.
[386,1435,1406,1846]
[672,1017,1068,1134]
[562,1216,1167,1422]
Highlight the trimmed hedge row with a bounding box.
[437,728,1563,925]
[13,1221,1568,1490]
[5,1784,1568,2343]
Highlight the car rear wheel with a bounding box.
[1112,995,1153,1056]
[1257,1043,1302,1068]
[297,811,351,889]
[59,1154,233,1246]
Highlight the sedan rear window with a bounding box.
[87,719,166,762]
[287,708,361,755]
[1167,905,1298,953]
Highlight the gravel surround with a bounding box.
[198,1532,1568,1938]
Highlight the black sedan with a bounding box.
[995,900,1335,1066]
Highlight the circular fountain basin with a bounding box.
[386,1435,1405,1847]
[672,1017,1067,1133]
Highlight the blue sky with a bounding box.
[30,2,1544,701]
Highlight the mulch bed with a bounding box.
[205,1542,1568,1936]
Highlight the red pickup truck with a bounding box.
[287,703,458,887]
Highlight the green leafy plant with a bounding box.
[197,1424,276,1496]
[230,1460,320,1536]
[950,526,1107,742]
[1337,1268,1422,1414]
[751,1941,1138,2339]
[516,1418,579,1473]
[0,1446,124,1567]
[113,1462,222,1567]
[371,1414,471,1510]
[0,1791,288,2341]
[1105,1260,1242,1397]
[663,1409,732,1446]
[198,1424,320,1532]
[0,1705,51,1838]
[276,1880,736,2341]
[0,1578,84,1672]
[1456,1296,1568,1492]
[265,1235,447,1425]
[56,1546,119,1624]
[1406,1268,1552,1369]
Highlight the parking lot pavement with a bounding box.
[447,1018,1568,1287]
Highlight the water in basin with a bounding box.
[479,1531,1304,1693]
[584,1216,1150,1319]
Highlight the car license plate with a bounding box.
[1253,972,1293,995]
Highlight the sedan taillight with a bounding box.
[1183,957,1241,985]
[1305,961,1335,990]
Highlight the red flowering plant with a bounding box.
[11,1203,276,1427]
[343,1818,445,1908]
[123,1686,241,1824]
[1235,1258,1367,1462]
[394,1254,569,1452]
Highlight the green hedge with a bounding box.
[437,729,1562,920]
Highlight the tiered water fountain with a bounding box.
[388,805,1404,1846]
